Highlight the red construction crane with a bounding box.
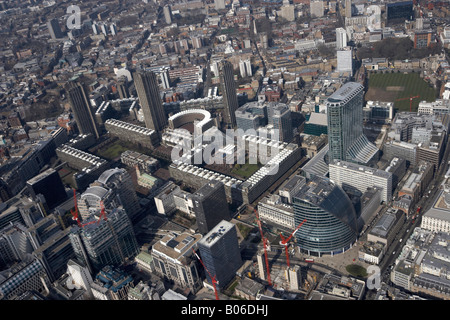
[279,219,307,268]
[192,249,219,300]
[70,189,82,227]
[69,189,108,228]
[98,201,107,222]
[396,95,420,112]
[254,209,272,286]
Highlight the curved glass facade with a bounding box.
[292,176,358,256]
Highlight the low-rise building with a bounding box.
[367,209,405,247]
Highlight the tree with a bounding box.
[317,44,334,57]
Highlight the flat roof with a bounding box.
[327,82,363,104]
[330,160,392,179]
[153,232,202,261]
[198,220,235,248]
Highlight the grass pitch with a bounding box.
[366,72,438,112]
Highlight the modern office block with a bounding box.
[292,176,358,256]
[326,82,378,164]
[190,180,231,235]
[133,70,168,132]
[95,168,141,221]
[0,259,49,300]
[383,140,417,168]
[47,18,64,40]
[151,231,203,293]
[26,168,67,210]
[337,47,353,76]
[69,207,139,274]
[235,101,267,132]
[0,222,33,268]
[197,220,243,289]
[32,228,75,283]
[386,1,413,23]
[268,102,293,142]
[77,185,115,221]
[65,81,100,139]
[219,60,239,128]
[329,160,393,202]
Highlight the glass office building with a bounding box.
[386,1,413,23]
[197,220,243,289]
[292,176,358,256]
[327,82,378,164]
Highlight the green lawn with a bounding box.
[346,264,368,278]
[367,72,438,112]
[96,141,130,160]
[231,163,261,179]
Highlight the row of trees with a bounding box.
[357,37,442,61]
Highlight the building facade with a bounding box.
[133,70,168,132]
[219,60,239,128]
[326,82,378,164]
[69,207,139,274]
[150,232,203,293]
[65,81,100,139]
[190,180,231,235]
[329,160,393,202]
[197,220,243,289]
[292,176,358,256]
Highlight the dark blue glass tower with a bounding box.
[292,176,358,256]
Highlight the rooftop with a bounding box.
[330,160,392,179]
[326,82,363,105]
[152,231,202,261]
[198,220,235,248]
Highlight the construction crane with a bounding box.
[70,189,82,227]
[192,249,219,300]
[395,95,420,112]
[254,209,272,286]
[279,219,307,268]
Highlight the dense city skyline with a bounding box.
[0,0,450,308]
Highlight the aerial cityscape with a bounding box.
[1,0,450,304]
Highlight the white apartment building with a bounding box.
[329,160,392,202]
[337,47,353,76]
[336,28,347,49]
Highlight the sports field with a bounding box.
[365,72,438,112]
